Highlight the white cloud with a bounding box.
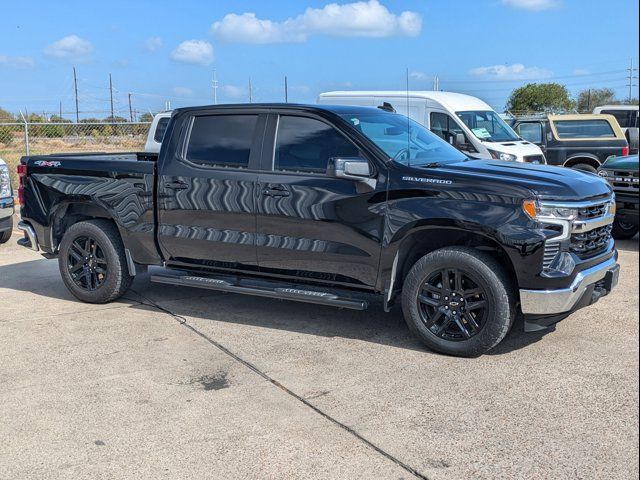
[502,0,561,11]
[211,0,421,44]
[0,55,35,68]
[170,40,214,66]
[144,36,163,52]
[44,35,93,60]
[409,71,428,81]
[221,85,247,99]
[573,68,590,76]
[470,63,553,80]
[172,86,194,97]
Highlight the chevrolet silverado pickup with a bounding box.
[17,105,621,356]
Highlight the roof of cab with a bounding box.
[172,103,384,116]
[318,90,493,113]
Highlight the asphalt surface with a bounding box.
[1,216,638,479]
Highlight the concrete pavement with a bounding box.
[1,220,638,479]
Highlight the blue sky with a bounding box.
[0,0,638,119]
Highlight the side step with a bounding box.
[150,272,369,311]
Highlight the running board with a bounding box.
[150,273,368,310]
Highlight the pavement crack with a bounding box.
[128,289,430,480]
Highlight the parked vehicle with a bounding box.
[318,91,546,164]
[143,111,172,153]
[17,104,620,356]
[593,105,639,155]
[0,157,14,244]
[598,154,639,239]
[511,114,629,172]
[144,112,171,153]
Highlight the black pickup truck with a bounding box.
[17,105,620,356]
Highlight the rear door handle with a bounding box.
[165,181,188,190]
[262,184,290,197]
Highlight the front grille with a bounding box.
[605,170,640,194]
[570,224,613,258]
[578,202,608,219]
[524,155,545,164]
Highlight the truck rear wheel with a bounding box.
[58,220,133,303]
[401,247,515,357]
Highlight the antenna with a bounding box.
[109,73,114,122]
[284,76,288,103]
[73,67,79,123]
[406,67,411,168]
[212,70,219,105]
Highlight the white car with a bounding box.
[143,112,172,154]
[318,90,547,164]
[593,104,639,154]
[0,157,14,244]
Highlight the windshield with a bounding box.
[339,112,467,166]
[456,110,520,142]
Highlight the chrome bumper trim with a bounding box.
[520,257,618,315]
[17,221,39,251]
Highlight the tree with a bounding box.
[138,112,154,122]
[576,88,616,112]
[0,107,14,122]
[506,83,575,114]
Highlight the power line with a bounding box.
[627,58,639,102]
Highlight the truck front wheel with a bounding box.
[611,219,639,240]
[401,247,515,357]
[58,220,133,303]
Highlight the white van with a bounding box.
[318,91,546,164]
[143,112,172,153]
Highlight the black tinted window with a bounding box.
[275,116,358,173]
[554,119,615,139]
[154,117,170,143]
[187,115,258,168]
[601,110,632,128]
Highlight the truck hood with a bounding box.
[437,160,613,201]
[483,140,544,160]
[600,155,639,171]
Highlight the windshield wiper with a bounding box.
[420,162,442,168]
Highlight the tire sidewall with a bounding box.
[402,248,513,357]
[58,221,126,303]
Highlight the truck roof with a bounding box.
[318,91,493,113]
[172,103,385,116]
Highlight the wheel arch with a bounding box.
[563,154,601,169]
[50,201,119,252]
[386,224,518,304]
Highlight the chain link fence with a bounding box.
[0,122,152,189]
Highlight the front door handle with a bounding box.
[262,184,290,197]
[165,181,188,190]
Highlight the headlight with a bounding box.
[0,164,12,199]
[522,200,579,221]
[488,150,517,162]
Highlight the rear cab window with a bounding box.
[552,119,616,139]
[154,117,170,143]
[186,114,258,168]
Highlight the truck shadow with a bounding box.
[615,237,639,252]
[0,258,552,356]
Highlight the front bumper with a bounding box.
[520,256,620,316]
[0,196,14,227]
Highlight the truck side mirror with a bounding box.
[454,133,466,146]
[328,157,376,189]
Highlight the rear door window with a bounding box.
[430,112,466,142]
[186,114,258,168]
[553,119,616,139]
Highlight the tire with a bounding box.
[401,246,515,357]
[612,218,639,240]
[0,218,12,244]
[571,163,597,173]
[58,219,133,303]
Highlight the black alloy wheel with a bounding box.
[417,268,488,341]
[67,236,108,291]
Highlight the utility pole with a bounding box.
[109,73,115,122]
[128,93,134,122]
[248,78,253,103]
[59,101,63,119]
[212,70,218,105]
[73,67,79,123]
[284,76,288,103]
[627,58,638,103]
[586,89,591,113]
